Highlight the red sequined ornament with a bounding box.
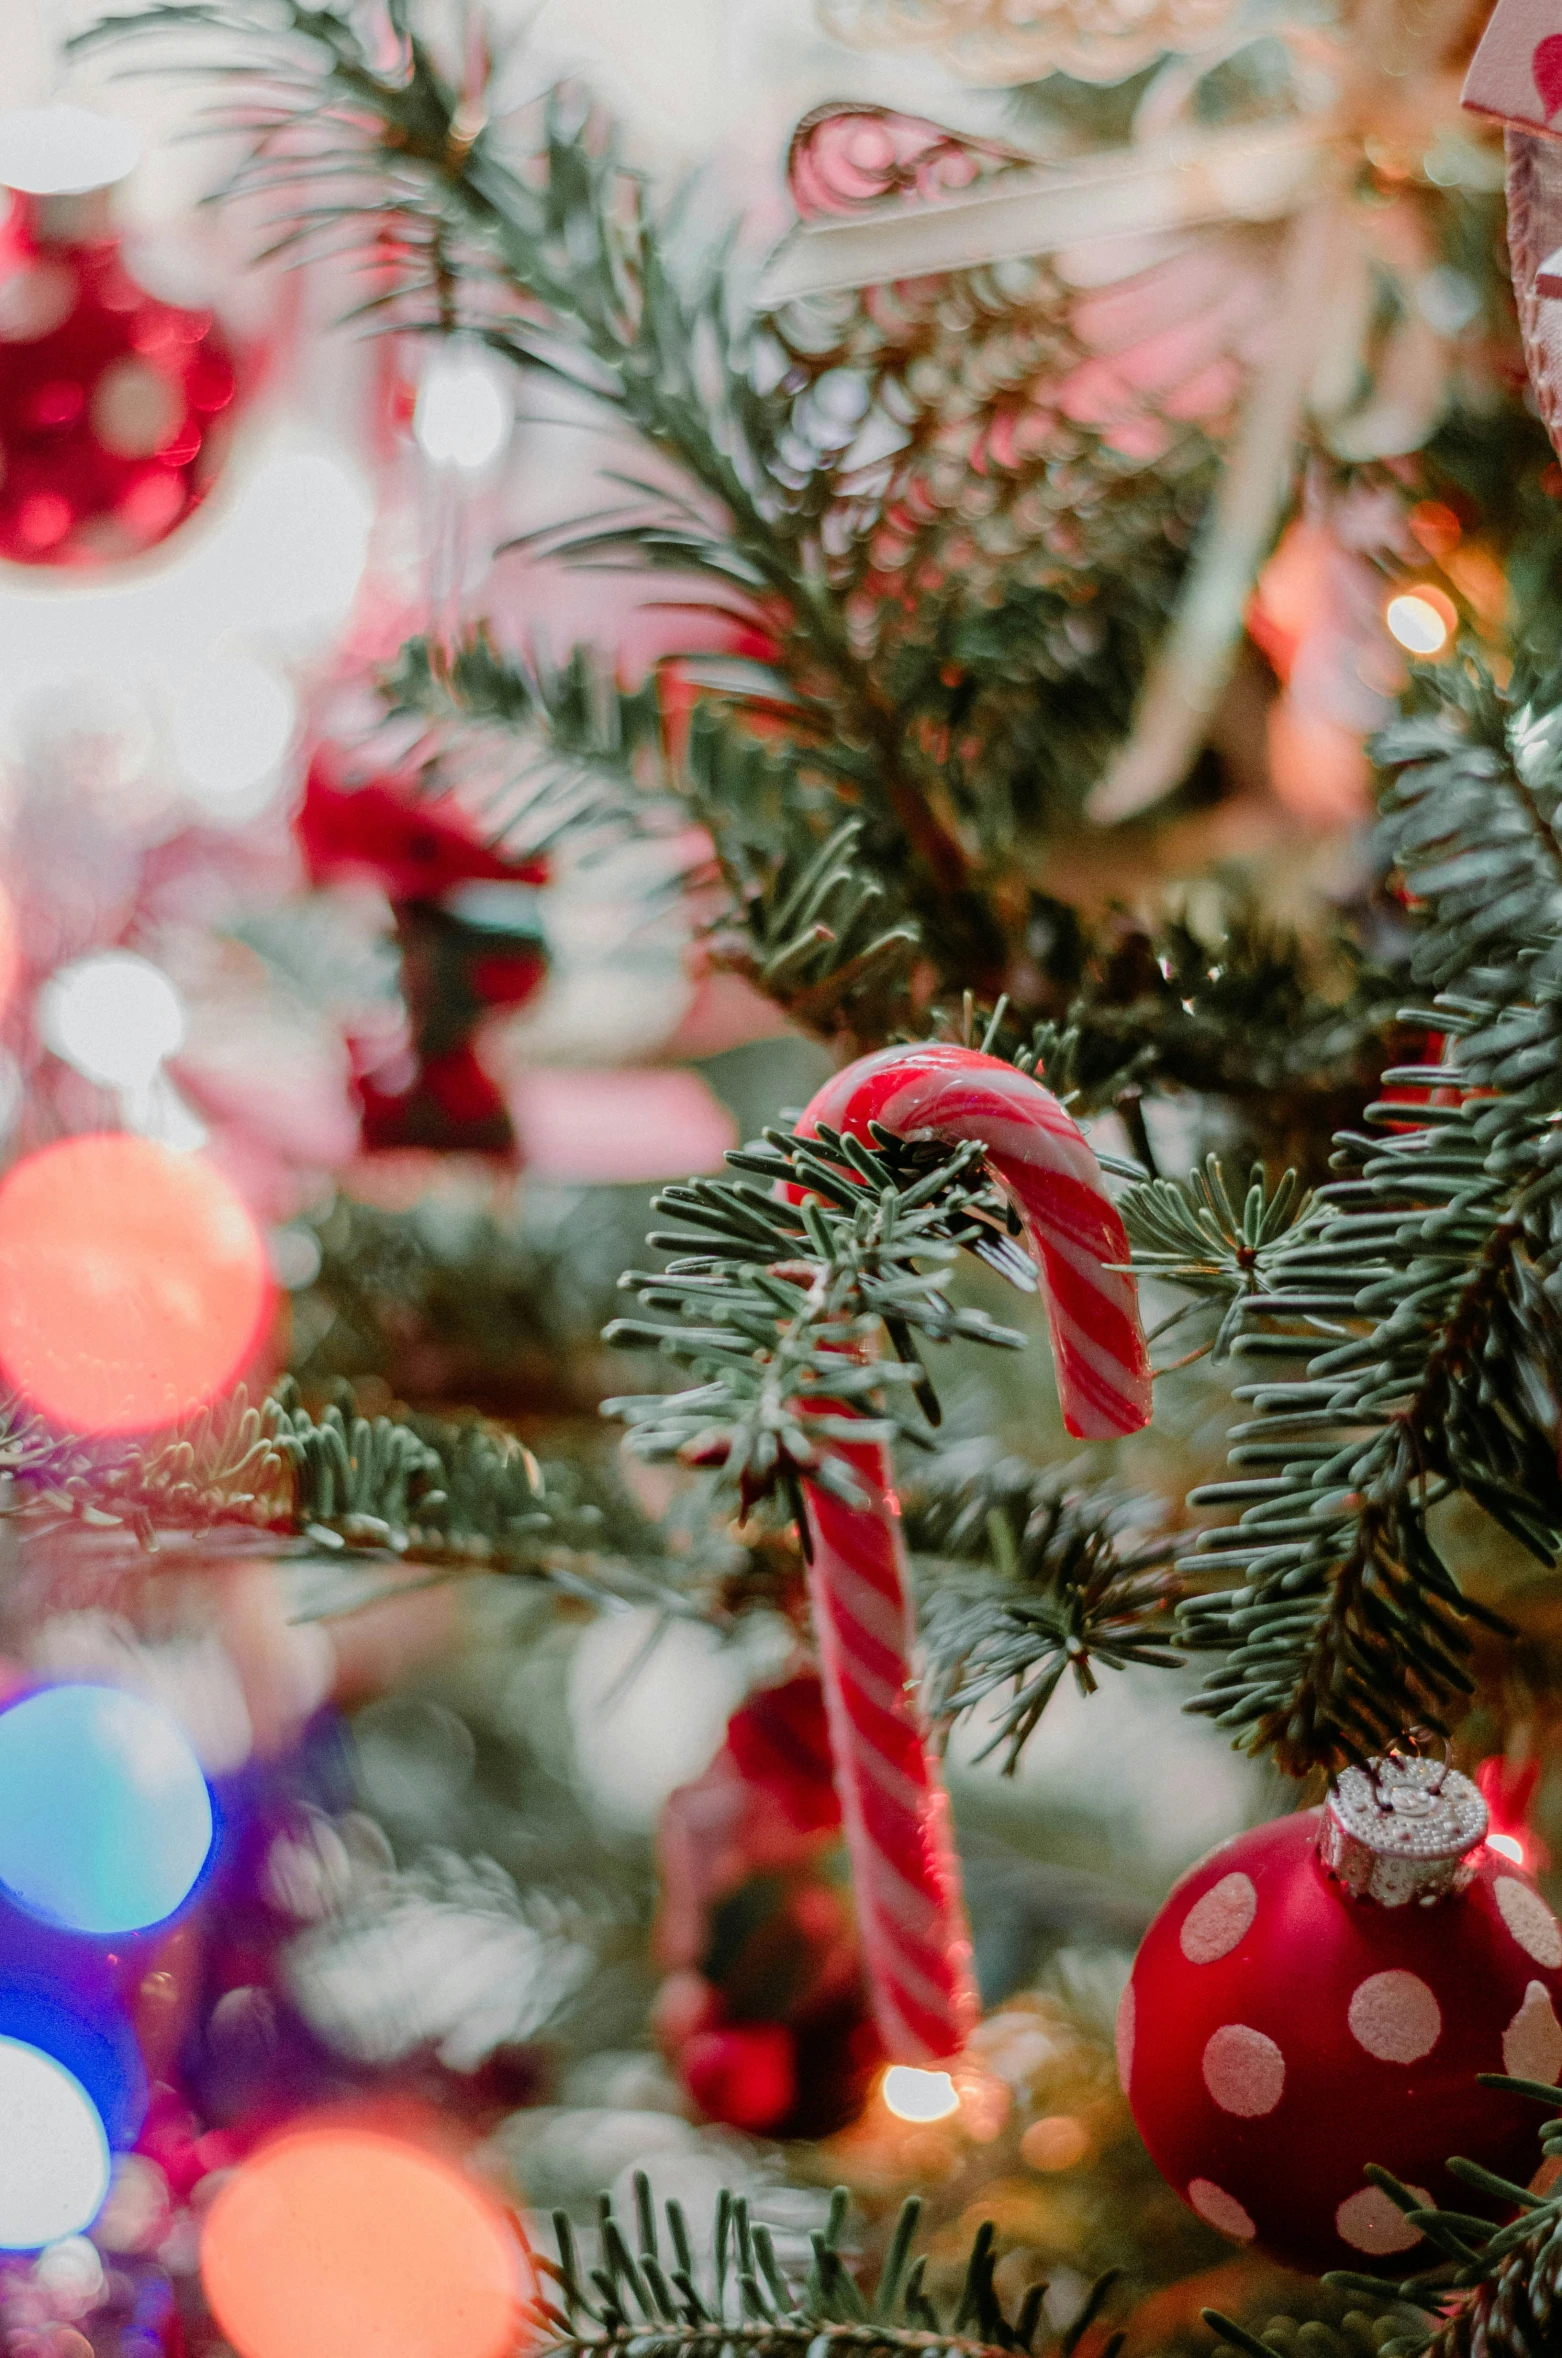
[0,186,238,567]
[1123,1759,1562,2275]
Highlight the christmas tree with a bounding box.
[1,0,1562,2352]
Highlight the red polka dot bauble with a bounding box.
[0,183,238,567]
[1121,1758,1562,2276]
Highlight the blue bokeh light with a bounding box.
[0,1973,146,2149]
[0,1684,213,1933]
[0,2036,111,2247]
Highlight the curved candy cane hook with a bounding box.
[790,1045,1152,2065]
[801,1041,1152,1437]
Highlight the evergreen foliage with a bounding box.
[0,1378,659,1609]
[605,1118,1035,1537]
[388,635,921,1036]
[1128,651,1562,1774]
[904,1456,1184,1770]
[531,2175,1126,2358]
[79,0,1403,1106]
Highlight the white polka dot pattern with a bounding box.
[1187,2179,1256,2241]
[1335,2184,1431,2256]
[1495,1876,1562,1968]
[1202,2023,1285,2117]
[1179,1873,1257,1965]
[1347,1970,1442,2064]
[1504,1980,1562,2082]
[1115,1979,1135,2091]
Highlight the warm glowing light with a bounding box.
[39,955,186,1092]
[882,2066,961,2122]
[414,344,513,471]
[0,2039,110,2249]
[0,107,143,197]
[172,657,297,817]
[1488,1831,1526,1864]
[0,1685,213,1933]
[201,2128,525,2358]
[0,1134,272,1433]
[1385,588,1457,656]
[1020,2114,1092,2172]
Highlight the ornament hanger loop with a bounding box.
[1321,1750,1488,1906]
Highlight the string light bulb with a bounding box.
[881,2066,961,2122]
[0,2039,110,2249]
[0,1133,272,1433]
[0,1684,213,1934]
[172,656,297,817]
[413,344,512,472]
[38,954,186,1093]
[1385,585,1457,656]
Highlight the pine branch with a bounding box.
[81,0,1307,1061]
[77,2,977,924]
[1121,1158,1312,1365]
[0,1388,293,1547]
[1209,2077,1562,2358]
[529,2174,1124,2358]
[382,631,675,862]
[904,1455,1185,1771]
[388,630,920,1034]
[604,1120,1035,1532]
[1152,654,1562,1774]
[0,1379,660,1612]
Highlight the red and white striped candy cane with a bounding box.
[793,1044,1153,2063]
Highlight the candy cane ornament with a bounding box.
[793,1043,1153,2064]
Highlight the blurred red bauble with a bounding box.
[654,1673,886,2138]
[680,2025,797,2132]
[1122,1759,1562,2275]
[300,753,549,1156]
[0,184,238,567]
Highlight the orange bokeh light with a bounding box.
[201,2128,526,2358]
[0,1133,272,1433]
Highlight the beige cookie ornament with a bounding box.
[1465,0,1562,454]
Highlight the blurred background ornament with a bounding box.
[0,1683,213,1935]
[652,1673,886,2138]
[0,107,241,569]
[298,751,549,1157]
[0,1133,274,1433]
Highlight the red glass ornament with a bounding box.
[680,2025,798,2132]
[0,187,237,567]
[1122,1765,1562,2276]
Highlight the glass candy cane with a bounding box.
[793,1043,1153,2062]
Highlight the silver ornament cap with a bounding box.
[1319,1756,1489,1906]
